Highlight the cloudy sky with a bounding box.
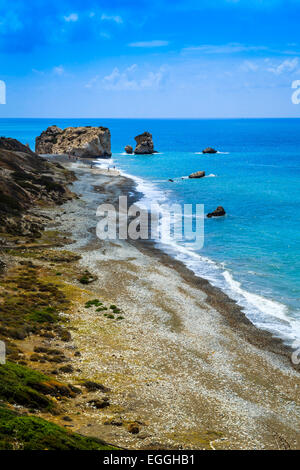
[1,0,300,117]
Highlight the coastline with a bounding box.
[36,156,299,449]
[66,155,298,365]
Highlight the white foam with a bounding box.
[108,156,300,346]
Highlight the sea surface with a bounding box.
[1,118,300,346]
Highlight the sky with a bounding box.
[1,0,300,118]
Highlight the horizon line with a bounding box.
[1,116,300,120]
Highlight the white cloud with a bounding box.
[63,13,78,22]
[129,40,169,48]
[101,13,123,24]
[98,65,167,91]
[240,60,259,72]
[53,65,64,75]
[183,43,267,54]
[267,58,299,75]
[85,75,100,88]
[100,31,111,39]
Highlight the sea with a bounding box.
[1,117,299,347]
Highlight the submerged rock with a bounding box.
[35,125,112,158]
[207,206,226,218]
[203,147,217,154]
[134,132,157,154]
[124,145,133,154]
[189,171,205,179]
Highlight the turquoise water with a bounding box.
[1,118,299,344]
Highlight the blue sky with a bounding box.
[1,0,300,117]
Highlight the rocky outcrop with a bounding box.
[124,145,133,154]
[203,147,217,154]
[134,132,156,155]
[189,171,205,179]
[35,126,112,158]
[0,137,76,236]
[207,206,226,218]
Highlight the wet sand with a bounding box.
[45,158,300,450]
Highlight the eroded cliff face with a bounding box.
[35,126,112,158]
[0,137,76,236]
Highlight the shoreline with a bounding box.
[56,154,298,366]
[36,155,300,449]
[87,153,298,353]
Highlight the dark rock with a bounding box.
[125,145,133,154]
[59,365,74,373]
[188,171,205,179]
[88,398,110,409]
[62,416,73,422]
[207,206,226,218]
[83,380,110,393]
[104,420,123,427]
[202,147,217,154]
[134,132,156,155]
[128,423,140,434]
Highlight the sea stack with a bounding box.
[189,171,205,179]
[207,206,226,218]
[124,145,133,154]
[203,147,217,154]
[35,125,112,158]
[134,132,157,154]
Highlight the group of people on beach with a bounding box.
[68,153,79,161]
[67,152,115,172]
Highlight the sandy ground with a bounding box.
[44,160,300,450]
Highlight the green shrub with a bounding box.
[0,405,117,450]
[0,361,54,410]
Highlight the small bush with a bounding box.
[0,405,117,450]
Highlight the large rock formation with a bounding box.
[134,132,156,155]
[0,137,76,236]
[203,147,217,154]
[189,171,205,179]
[207,206,226,218]
[35,126,112,158]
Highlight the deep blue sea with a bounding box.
[1,118,299,345]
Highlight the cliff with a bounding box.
[0,137,76,236]
[35,125,112,158]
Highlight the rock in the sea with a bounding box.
[207,206,226,218]
[203,147,217,154]
[0,137,76,236]
[134,132,156,154]
[189,171,205,179]
[124,145,133,154]
[35,125,112,158]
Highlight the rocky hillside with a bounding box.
[35,125,112,158]
[0,137,76,236]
